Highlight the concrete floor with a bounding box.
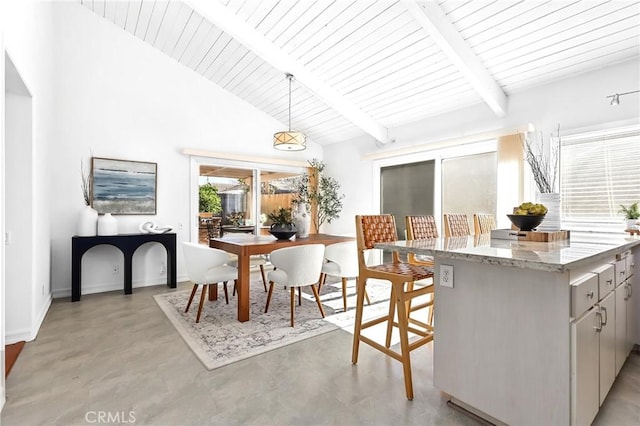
[1,279,638,425]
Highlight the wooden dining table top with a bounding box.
[209,233,354,322]
[210,233,354,255]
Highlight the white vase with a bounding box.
[77,205,98,236]
[292,203,311,238]
[537,192,561,231]
[98,213,118,236]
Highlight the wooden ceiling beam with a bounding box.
[403,1,508,117]
[184,0,390,145]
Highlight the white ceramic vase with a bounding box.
[292,203,311,238]
[625,219,639,230]
[77,205,98,236]
[537,192,561,231]
[98,213,118,236]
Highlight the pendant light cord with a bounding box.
[287,74,292,131]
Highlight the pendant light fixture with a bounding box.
[274,73,306,151]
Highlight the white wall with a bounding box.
[323,59,640,235]
[0,0,6,410]
[3,1,54,343]
[48,2,321,297]
[5,92,34,342]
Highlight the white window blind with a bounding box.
[561,124,640,232]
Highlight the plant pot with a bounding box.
[625,219,639,230]
[269,223,297,240]
[292,203,311,238]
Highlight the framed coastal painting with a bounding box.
[91,157,157,215]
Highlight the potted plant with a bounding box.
[293,159,344,233]
[267,207,297,240]
[619,202,640,229]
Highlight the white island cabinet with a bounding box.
[376,233,640,426]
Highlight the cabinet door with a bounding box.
[615,284,628,374]
[599,292,616,405]
[572,308,600,426]
[626,282,635,355]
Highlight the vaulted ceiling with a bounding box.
[80,0,640,146]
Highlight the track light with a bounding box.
[606,90,639,106]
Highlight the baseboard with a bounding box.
[52,273,189,299]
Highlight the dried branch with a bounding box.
[522,125,560,194]
[80,158,91,206]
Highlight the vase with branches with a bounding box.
[78,156,98,236]
[522,125,561,231]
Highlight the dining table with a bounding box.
[210,233,354,322]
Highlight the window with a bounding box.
[560,124,640,232]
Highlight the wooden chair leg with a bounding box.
[290,287,296,327]
[223,281,229,304]
[298,287,302,306]
[311,284,326,318]
[364,287,371,305]
[317,272,327,294]
[341,277,348,312]
[259,265,268,292]
[352,277,366,364]
[185,284,198,312]
[394,282,414,400]
[265,281,275,313]
[386,286,397,348]
[196,285,208,323]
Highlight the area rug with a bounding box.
[154,277,393,370]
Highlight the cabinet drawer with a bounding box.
[615,258,627,286]
[595,264,615,299]
[572,273,598,318]
[626,256,634,278]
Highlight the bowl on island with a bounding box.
[506,214,546,232]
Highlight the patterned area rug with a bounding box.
[154,277,393,370]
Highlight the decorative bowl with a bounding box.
[269,230,297,240]
[506,214,546,231]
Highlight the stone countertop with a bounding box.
[375,232,640,273]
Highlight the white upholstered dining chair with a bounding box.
[318,241,370,312]
[264,244,326,327]
[181,242,238,323]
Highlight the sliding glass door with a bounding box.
[191,157,306,244]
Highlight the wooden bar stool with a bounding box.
[405,215,438,325]
[473,213,496,235]
[352,214,434,400]
[443,213,471,237]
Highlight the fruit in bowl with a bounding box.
[508,202,548,231]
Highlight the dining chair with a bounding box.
[264,244,326,327]
[443,213,471,237]
[353,215,435,400]
[317,241,371,313]
[473,213,496,235]
[228,255,269,292]
[181,242,238,323]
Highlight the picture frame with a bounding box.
[91,157,157,215]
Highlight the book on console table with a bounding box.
[491,229,570,242]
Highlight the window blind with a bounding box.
[560,125,640,232]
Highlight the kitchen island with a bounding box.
[377,233,640,425]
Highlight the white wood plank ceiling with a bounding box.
[80,0,640,146]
